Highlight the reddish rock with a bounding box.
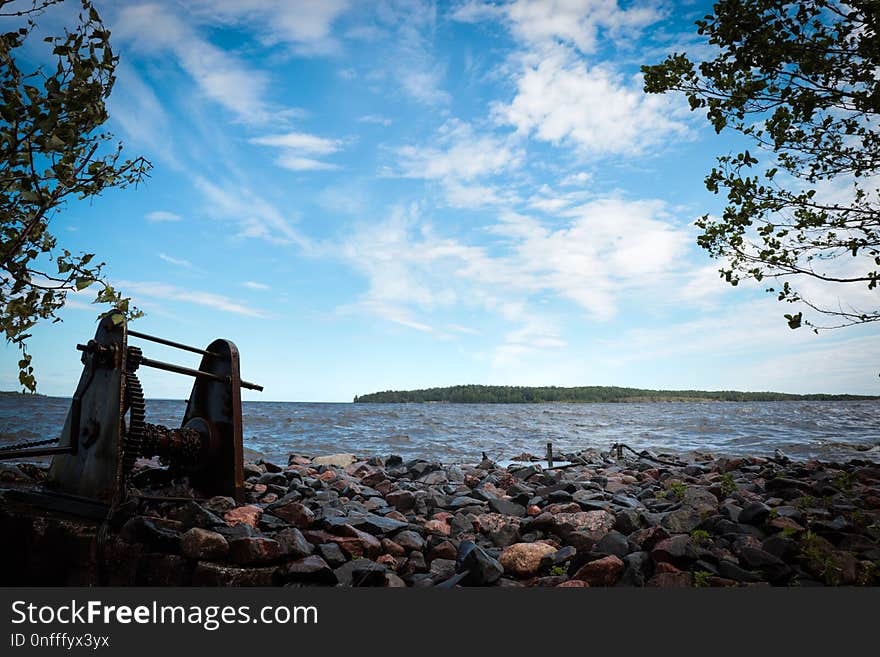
[377,554,398,570]
[499,542,558,578]
[428,540,458,562]
[544,502,582,515]
[553,511,616,535]
[647,572,693,587]
[223,505,262,528]
[556,579,589,587]
[424,519,452,536]
[386,490,416,511]
[305,525,382,560]
[385,510,408,523]
[270,501,315,528]
[572,555,624,587]
[527,505,542,517]
[261,493,278,504]
[180,528,228,560]
[317,470,337,482]
[654,561,681,574]
[227,536,281,565]
[381,538,406,556]
[375,480,394,496]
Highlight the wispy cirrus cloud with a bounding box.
[250,131,344,171]
[116,281,269,318]
[146,210,183,223]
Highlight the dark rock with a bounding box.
[393,529,426,552]
[121,517,180,553]
[595,531,629,558]
[258,514,289,532]
[170,502,225,529]
[429,558,457,582]
[280,556,337,585]
[386,490,416,511]
[618,551,651,587]
[456,540,504,586]
[275,528,313,559]
[227,536,281,565]
[541,545,577,569]
[646,572,692,587]
[335,559,389,587]
[716,559,761,583]
[761,535,798,562]
[180,528,228,560]
[660,508,702,534]
[738,502,771,526]
[488,498,527,517]
[651,535,698,567]
[316,543,347,568]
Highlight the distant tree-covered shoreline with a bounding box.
[353,385,879,404]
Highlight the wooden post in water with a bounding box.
[546,442,554,468]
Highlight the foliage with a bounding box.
[690,529,711,545]
[352,384,878,404]
[719,473,737,497]
[692,570,713,587]
[668,481,687,500]
[643,1,880,332]
[548,565,567,577]
[0,0,150,391]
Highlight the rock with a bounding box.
[738,502,771,526]
[456,540,504,586]
[595,531,629,558]
[557,580,589,587]
[227,536,281,565]
[171,502,226,529]
[316,543,347,568]
[202,496,237,515]
[572,555,625,587]
[427,540,458,562]
[120,517,180,553]
[619,551,651,587]
[193,562,276,586]
[646,572,693,587]
[660,508,702,534]
[223,505,262,528]
[553,511,616,535]
[335,559,389,587]
[392,529,426,552]
[541,545,577,569]
[281,556,337,585]
[716,560,761,583]
[386,490,416,511]
[499,542,557,578]
[269,500,315,528]
[474,513,522,547]
[651,536,698,567]
[488,498,527,517]
[429,558,457,582]
[275,528,313,559]
[180,528,228,560]
[682,487,718,511]
[313,453,357,467]
[614,509,641,535]
[381,538,406,557]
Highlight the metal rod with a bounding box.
[127,329,220,357]
[138,355,263,391]
[0,446,73,459]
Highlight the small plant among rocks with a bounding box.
[693,571,713,588]
[668,481,687,500]
[690,529,711,546]
[719,473,737,497]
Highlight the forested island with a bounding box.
[353,385,880,404]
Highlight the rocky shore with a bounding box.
[1,447,879,586]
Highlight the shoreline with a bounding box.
[1,448,878,587]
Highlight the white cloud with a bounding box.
[358,114,392,126]
[193,176,311,248]
[185,0,351,55]
[453,0,661,54]
[493,49,689,156]
[337,198,696,362]
[146,211,183,223]
[117,281,268,318]
[398,120,522,180]
[243,281,270,290]
[251,131,343,171]
[113,4,276,124]
[158,253,194,268]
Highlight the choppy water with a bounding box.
[1,395,878,464]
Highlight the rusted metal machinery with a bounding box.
[1,312,262,515]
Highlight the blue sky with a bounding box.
[2,0,879,401]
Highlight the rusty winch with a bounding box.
[1,312,262,515]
